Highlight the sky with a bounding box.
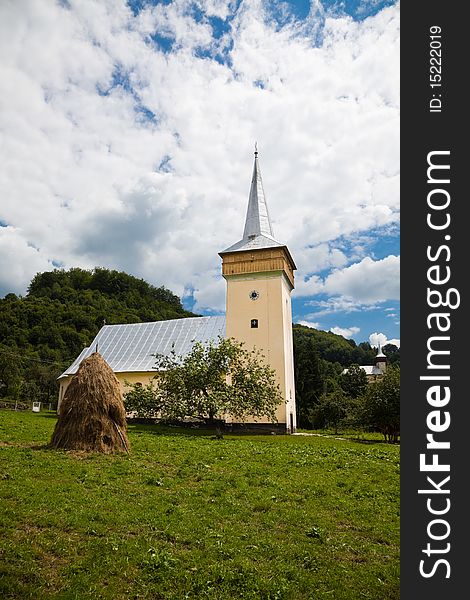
[0,0,399,348]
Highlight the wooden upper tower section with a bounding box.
[219,148,296,288]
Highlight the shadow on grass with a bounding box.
[37,412,59,419]
[30,443,53,451]
[346,437,400,445]
[127,422,284,439]
[128,422,217,438]
[297,428,400,446]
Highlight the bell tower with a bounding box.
[219,148,297,432]
[375,344,387,375]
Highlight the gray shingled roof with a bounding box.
[59,315,226,378]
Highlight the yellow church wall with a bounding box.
[117,372,157,390]
[280,274,297,431]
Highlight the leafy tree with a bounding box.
[383,343,400,367]
[125,337,284,424]
[19,380,42,403]
[356,341,376,364]
[360,367,400,442]
[29,363,62,403]
[293,334,325,428]
[314,390,348,433]
[340,364,368,399]
[0,347,22,400]
[123,380,160,420]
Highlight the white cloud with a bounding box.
[0,226,53,295]
[369,331,400,348]
[0,0,399,310]
[297,253,399,319]
[324,255,399,303]
[292,274,324,298]
[304,297,380,317]
[296,320,321,329]
[330,325,360,339]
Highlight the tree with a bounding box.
[360,367,400,442]
[340,364,368,399]
[125,337,284,424]
[314,390,348,433]
[309,377,349,432]
[0,346,22,400]
[293,335,324,428]
[383,343,400,367]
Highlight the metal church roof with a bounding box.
[220,149,284,254]
[342,365,384,376]
[59,315,226,378]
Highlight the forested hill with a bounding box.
[293,324,377,366]
[0,268,194,402]
[292,324,399,428]
[292,324,399,393]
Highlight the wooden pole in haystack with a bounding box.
[50,352,130,454]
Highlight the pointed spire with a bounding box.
[376,343,385,358]
[220,146,295,258]
[242,145,275,241]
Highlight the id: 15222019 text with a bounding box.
[429,25,443,113]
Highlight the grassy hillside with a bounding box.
[0,410,400,600]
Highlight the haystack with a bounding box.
[50,352,130,454]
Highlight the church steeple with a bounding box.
[375,344,387,374]
[242,146,275,241]
[219,148,296,287]
[220,147,287,254]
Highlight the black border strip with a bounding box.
[401,3,467,597]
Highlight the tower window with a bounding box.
[251,319,258,328]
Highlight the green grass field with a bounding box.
[0,410,399,599]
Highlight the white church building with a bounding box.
[59,150,297,432]
[342,346,387,380]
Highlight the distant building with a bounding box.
[58,149,297,432]
[342,346,387,381]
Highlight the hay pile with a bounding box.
[51,352,130,454]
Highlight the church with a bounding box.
[58,150,297,432]
[342,346,387,381]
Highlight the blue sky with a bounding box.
[0,0,399,347]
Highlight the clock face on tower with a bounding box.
[249,290,260,301]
